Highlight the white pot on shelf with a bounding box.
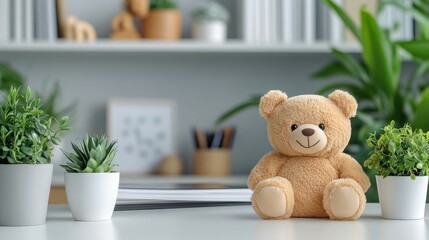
[0,164,53,226]
[65,172,120,221]
[192,20,227,43]
[376,175,428,220]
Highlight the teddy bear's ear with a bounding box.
[328,90,357,118]
[259,90,288,119]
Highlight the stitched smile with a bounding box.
[296,139,320,149]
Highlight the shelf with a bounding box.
[0,40,361,55]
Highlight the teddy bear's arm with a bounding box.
[332,153,370,192]
[247,152,286,190]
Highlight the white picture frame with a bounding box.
[107,98,176,174]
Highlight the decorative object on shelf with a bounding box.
[141,0,181,40]
[364,121,429,220]
[0,86,69,226]
[156,155,183,175]
[311,0,429,202]
[110,0,149,40]
[111,11,141,40]
[61,135,119,221]
[248,90,370,220]
[64,16,97,42]
[192,127,235,176]
[108,98,176,174]
[125,0,150,18]
[191,1,229,42]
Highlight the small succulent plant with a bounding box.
[61,135,118,173]
[149,0,177,10]
[192,2,230,22]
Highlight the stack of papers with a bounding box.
[116,184,252,211]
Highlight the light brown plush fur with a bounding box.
[248,90,370,220]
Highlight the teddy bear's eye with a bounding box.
[319,123,325,130]
[291,124,298,131]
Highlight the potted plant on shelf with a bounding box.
[0,86,69,226]
[191,1,230,42]
[141,0,181,40]
[61,135,119,221]
[364,121,429,220]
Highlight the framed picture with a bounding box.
[107,98,176,174]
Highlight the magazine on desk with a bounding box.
[115,182,252,211]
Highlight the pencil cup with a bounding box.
[193,149,231,176]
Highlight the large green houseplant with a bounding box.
[0,86,69,226]
[364,121,429,219]
[312,0,429,201]
[62,135,119,221]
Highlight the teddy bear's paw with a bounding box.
[251,177,294,219]
[255,186,287,218]
[323,179,366,220]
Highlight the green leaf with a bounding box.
[95,165,105,173]
[83,167,94,173]
[324,0,360,41]
[214,96,260,125]
[412,87,429,131]
[397,40,429,60]
[331,48,369,84]
[87,158,98,170]
[360,8,397,98]
[311,61,352,79]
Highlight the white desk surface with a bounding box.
[1,203,428,240]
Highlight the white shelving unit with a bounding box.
[0,40,360,54]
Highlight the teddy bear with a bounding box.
[248,90,370,220]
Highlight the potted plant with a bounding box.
[0,86,69,226]
[141,0,181,40]
[61,135,119,221]
[191,1,230,42]
[364,121,429,219]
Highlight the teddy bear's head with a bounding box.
[259,90,357,157]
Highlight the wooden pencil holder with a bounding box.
[193,149,230,176]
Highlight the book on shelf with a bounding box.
[0,0,10,42]
[116,181,252,211]
[239,0,415,45]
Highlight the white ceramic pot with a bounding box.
[65,172,120,221]
[376,175,428,220]
[192,20,227,42]
[0,164,53,226]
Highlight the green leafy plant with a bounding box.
[0,62,75,123]
[149,0,177,10]
[0,86,70,164]
[193,2,230,22]
[61,135,118,173]
[312,0,429,201]
[364,121,429,179]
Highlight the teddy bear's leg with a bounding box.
[251,176,294,220]
[323,178,366,220]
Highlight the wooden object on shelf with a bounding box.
[156,155,183,176]
[125,0,149,18]
[141,9,182,40]
[64,16,97,42]
[111,11,141,40]
[49,186,67,204]
[193,149,230,176]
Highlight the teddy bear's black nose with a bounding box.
[302,128,315,137]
